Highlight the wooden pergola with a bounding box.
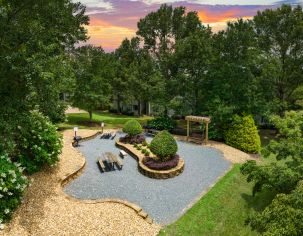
[185,116,211,144]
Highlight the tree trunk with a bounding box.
[193,87,199,115]
[89,110,93,123]
[164,105,169,117]
[117,94,121,114]
[138,100,141,116]
[145,101,149,116]
[277,85,286,117]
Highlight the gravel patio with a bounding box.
[64,132,231,224]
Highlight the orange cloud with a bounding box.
[198,9,247,23]
[89,18,113,27]
[85,25,136,50]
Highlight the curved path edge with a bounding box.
[60,130,154,224]
[60,130,255,227]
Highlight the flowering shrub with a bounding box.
[16,110,63,174]
[0,155,28,225]
[149,131,178,161]
[143,155,179,170]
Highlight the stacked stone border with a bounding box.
[116,141,185,179]
[60,130,154,224]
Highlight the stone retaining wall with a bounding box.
[116,141,185,179]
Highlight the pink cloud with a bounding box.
[82,1,271,51]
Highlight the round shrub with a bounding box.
[16,110,63,174]
[225,114,261,153]
[122,120,143,137]
[0,155,28,224]
[150,131,178,161]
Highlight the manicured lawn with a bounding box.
[158,165,275,236]
[58,111,152,130]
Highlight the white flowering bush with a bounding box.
[0,155,28,224]
[16,110,63,174]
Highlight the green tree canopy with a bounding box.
[137,4,203,114]
[241,111,303,235]
[173,27,213,114]
[0,0,88,119]
[114,37,165,115]
[254,4,303,114]
[73,45,112,121]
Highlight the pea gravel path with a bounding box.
[1,130,160,236]
[64,132,231,224]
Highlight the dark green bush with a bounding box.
[16,110,63,174]
[150,131,178,161]
[122,120,143,137]
[225,114,261,153]
[0,155,28,224]
[147,116,176,131]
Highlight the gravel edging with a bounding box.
[0,129,160,236]
[173,135,256,163]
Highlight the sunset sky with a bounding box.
[78,0,303,51]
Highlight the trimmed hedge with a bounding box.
[122,120,143,137]
[150,130,178,161]
[0,155,28,224]
[225,115,261,153]
[147,116,176,131]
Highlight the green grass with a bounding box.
[58,111,152,130]
[159,165,275,236]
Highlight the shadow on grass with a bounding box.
[241,189,276,213]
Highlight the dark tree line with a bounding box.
[2,2,301,137]
[73,4,303,138]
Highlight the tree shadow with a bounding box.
[241,189,276,213]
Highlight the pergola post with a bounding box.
[186,119,189,141]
